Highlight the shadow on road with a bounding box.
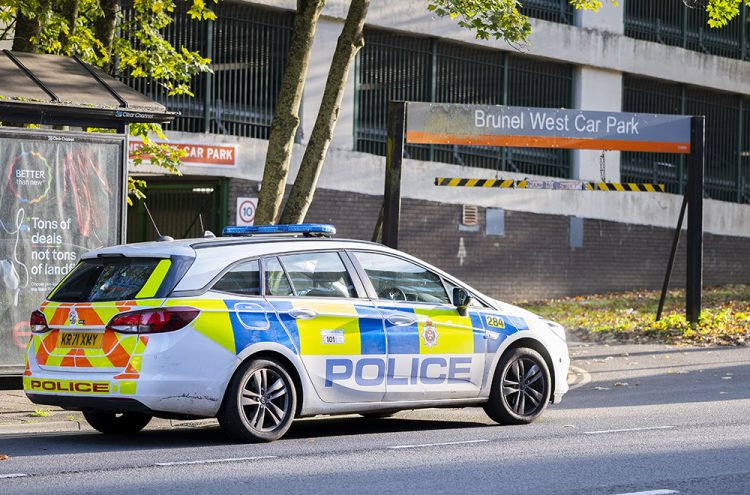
[0,415,487,458]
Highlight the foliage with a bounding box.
[1,0,216,202]
[29,408,52,417]
[525,285,750,346]
[704,0,750,27]
[427,0,532,43]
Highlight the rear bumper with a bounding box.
[26,393,149,413]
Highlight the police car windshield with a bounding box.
[49,258,160,302]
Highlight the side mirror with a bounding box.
[452,287,472,316]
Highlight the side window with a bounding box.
[353,251,450,304]
[264,257,294,297]
[212,260,260,296]
[279,252,356,298]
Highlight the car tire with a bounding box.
[218,357,297,443]
[484,347,551,425]
[82,411,152,435]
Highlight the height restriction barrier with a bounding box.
[381,102,704,323]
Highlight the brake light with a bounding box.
[106,307,200,334]
[30,311,50,334]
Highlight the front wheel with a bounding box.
[83,411,152,435]
[219,358,297,442]
[484,347,551,425]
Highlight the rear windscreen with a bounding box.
[49,258,161,302]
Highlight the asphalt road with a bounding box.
[1,342,749,495]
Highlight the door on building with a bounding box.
[127,176,228,242]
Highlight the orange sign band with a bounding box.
[405,131,691,154]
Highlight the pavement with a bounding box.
[0,339,749,494]
[0,389,218,434]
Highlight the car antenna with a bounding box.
[199,213,215,238]
[143,202,174,242]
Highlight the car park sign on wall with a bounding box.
[405,102,692,154]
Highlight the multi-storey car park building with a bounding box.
[124,0,749,301]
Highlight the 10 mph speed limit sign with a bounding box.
[236,197,258,226]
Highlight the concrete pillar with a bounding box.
[300,17,356,151]
[575,1,624,34]
[571,4,624,182]
[572,67,623,182]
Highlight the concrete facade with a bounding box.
[130,0,750,299]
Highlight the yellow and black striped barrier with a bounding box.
[434,177,665,192]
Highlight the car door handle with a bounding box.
[386,314,416,326]
[288,308,317,320]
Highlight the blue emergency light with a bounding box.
[222,224,336,237]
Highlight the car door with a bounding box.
[265,251,387,403]
[348,251,486,401]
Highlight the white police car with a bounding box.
[24,224,569,442]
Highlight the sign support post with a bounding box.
[381,101,704,323]
[686,116,705,323]
[382,101,406,249]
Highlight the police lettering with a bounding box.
[28,380,109,393]
[325,357,472,387]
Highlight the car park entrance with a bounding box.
[380,101,705,322]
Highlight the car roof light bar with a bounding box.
[221,224,337,237]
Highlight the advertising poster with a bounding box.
[0,129,125,371]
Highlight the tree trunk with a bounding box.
[94,0,120,71]
[280,0,369,225]
[12,1,50,52]
[57,0,80,51]
[255,0,325,225]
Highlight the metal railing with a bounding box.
[355,28,574,178]
[625,0,748,60]
[122,2,293,137]
[622,75,748,204]
[522,0,576,25]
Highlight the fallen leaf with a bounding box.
[563,424,575,428]
[614,382,629,387]
[0,455,8,461]
[593,386,610,391]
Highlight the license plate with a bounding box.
[58,332,103,349]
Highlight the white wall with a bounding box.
[248,0,750,96]
[132,131,750,240]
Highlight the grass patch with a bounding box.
[28,408,52,418]
[523,285,750,346]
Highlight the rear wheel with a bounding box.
[484,347,551,425]
[83,411,152,435]
[218,358,297,442]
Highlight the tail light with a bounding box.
[106,307,200,334]
[30,311,50,334]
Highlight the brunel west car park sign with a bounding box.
[381,102,703,323]
[404,103,692,154]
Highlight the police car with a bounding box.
[24,224,569,442]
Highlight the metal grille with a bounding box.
[355,29,573,178]
[621,77,684,194]
[505,56,572,178]
[121,1,207,133]
[355,30,432,158]
[522,0,575,25]
[625,0,748,60]
[122,2,293,137]
[622,75,748,204]
[686,87,741,202]
[210,5,293,138]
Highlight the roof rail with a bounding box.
[221,224,336,237]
